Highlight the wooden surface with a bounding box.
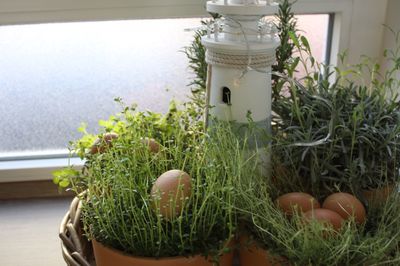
[0,180,74,200]
[0,197,72,266]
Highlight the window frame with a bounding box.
[0,0,388,182]
[0,0,209,25]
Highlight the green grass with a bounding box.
[63,101,262,259]
[235,173,400,265]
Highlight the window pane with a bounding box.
[0,15,330,157]
[0,19,200,156]
[296,14,330,64]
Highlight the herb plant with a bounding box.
[272,0,298,102]
[271,32,400,198]
[235,22,400,266]
[237,178,400,265]
[55,99,258,260]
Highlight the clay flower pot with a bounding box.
[239,235,287,266]
[92,239,234,266]
[362,184,396,207]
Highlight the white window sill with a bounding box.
[0,157,82,183]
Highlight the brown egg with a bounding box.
[90,132,118,154]
[151,170,192,220]
[303,208,345,231]
[276,192,320,216]
[322,192,366,224]
[141,137,161,153]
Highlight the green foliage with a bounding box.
[232,27,400,266]
[271,32,400,197]
[81,118,249,258]
[272,0,298,101]
[52,167,79,188]
[273,80,400,197]
[53,99,204,188]
[237,179,400,265]
[56,98,261,259]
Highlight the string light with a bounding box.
[233,78,241,88]
[222,17,277,78]
[208,18,278,43]
[213,23,219,42]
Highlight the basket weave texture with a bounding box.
[59,195,94,266]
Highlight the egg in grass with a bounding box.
[322,192,366,225]
[151,170,192,220]
[276,192,320,216]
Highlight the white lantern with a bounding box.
[202,0,279,142]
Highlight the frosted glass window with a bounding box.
[0,15,330,157]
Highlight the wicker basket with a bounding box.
[59,195,94,266]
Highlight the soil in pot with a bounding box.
[92,239,233,266]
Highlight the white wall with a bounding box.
[380,0,400,80]
[347,0,388,64]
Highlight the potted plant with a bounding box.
[235,26,400,265]
[237,176,400,265]
[270,28,400,204]
[55,100,256,266]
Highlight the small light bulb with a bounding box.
[233,78,240,87]
[214,23,219,42]
[207,22,211,38]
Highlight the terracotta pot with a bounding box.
[239,235,287,266]
[362,184,395,207]
[92,239,233,266]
